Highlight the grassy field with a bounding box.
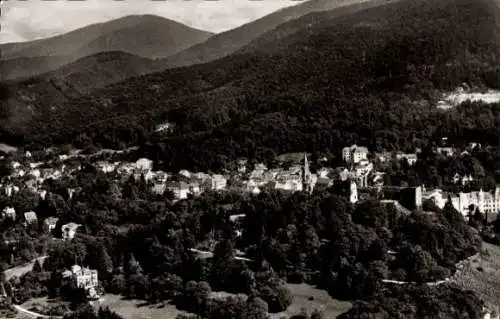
[451,241,500,312]
[270,283,352,319]
[99,294,187,319]
[99,284,351,319]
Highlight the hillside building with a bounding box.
[342,145,369,164]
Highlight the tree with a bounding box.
[32,259,43,273]
[311,309,324,319]
[243,296,268,319]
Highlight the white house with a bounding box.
[396,153,418,166]
[135,158,153,171]
[62,223,81,240]
[1,207,15,220]
[342,145,369,164]
[210,174,227,191]
[62,265,100,299]
[436,147,454,157]
[44,217,59,232]
[24,211,38,225]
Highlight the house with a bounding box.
[151,183,166,195]
[422,188,448,209]
[153,171,169,183]
[1,207,15,220]
[11,162,21,170]
[349,181,358,204]
[274,175,303,192]
[451,187,500,218]
[133,170,154,181]
[468,142,482,151]
[375,152,392,163]
[178,170,192,179]
[5,185,19,197]
[62,223,81,240]
[342,145,369,164]
[316,167,332,179]
[38,190,47,200]
[67,188,78,200]
[44,217,59,232]
[166,181,200,200]
[436,147,454,157]
[96,162,116,173]
[29,169,41,180]
[453,173,474,185]
[24,211,38,225]
[395,153,418,166]
[237,159,248,173]
[245,180,261,195]
[135,158,153,171]
[210,174,227,191]
[62,265,100,300]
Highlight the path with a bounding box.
[382,252,480,286]
[188,248,253,262]
[13,304,63,319]
[4,256,48,281]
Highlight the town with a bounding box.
[0,136,499,318]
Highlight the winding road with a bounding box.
[3,256,57,319]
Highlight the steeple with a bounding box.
[303,153,312,193]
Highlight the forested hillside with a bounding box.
[161,0,398,68]
[0,15,213,80]
[2,0,500,172]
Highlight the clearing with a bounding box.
[98,294,187,319]
[451,241,500,312]
[270,283,352,319]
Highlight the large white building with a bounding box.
[422,186,500,218]
[62,265,100,299]
[342,145,369,164]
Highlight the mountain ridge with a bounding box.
[0,14,213,80]
[161,0,384,68]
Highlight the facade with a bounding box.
[342,145,369,164]
[396,153,418,166]
[24,211,38,225]
[436,147,454,157]
[62,223,81,240]
[1,207,15,220]
[349,181,358,204]
[44,217,59,232]
[423,186,500,218]
[210,174,228,191]
[62,265,100,299]
[135,158,153,171]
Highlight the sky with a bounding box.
[0,0,304,44]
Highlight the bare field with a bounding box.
[451,242,500,309]
[270,283,352,319]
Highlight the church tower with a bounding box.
[303,153,313,193]
[349,181,358,204]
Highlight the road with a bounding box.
[4,256,48,281]
[13,304,63,319]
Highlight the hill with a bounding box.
[161,0,388,68]
[0,15,213,80]
[0,56,76,81]
[3,0,500,171]
[0,51,165,140]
